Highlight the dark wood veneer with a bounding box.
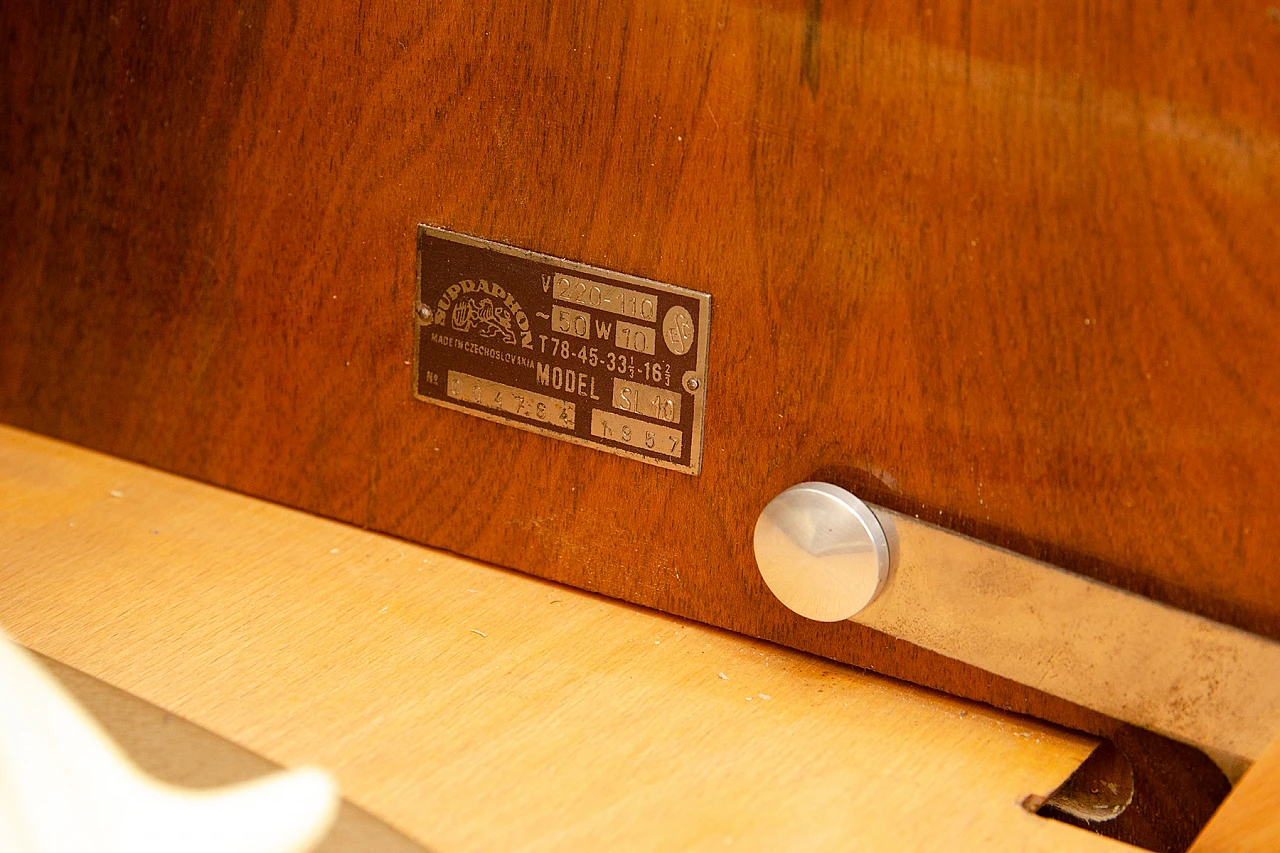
[4,2,1276,848]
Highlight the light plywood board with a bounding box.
[1191,732,1280,853]
[0,426,1124,852]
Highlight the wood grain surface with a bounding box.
[0,426,1128,853]
[0,2,1271,846]
[1190,732,1280,853]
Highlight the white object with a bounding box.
[0,628,338,853]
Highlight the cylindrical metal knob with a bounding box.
[753,482,890,622]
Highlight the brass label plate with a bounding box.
[414,225,711,474]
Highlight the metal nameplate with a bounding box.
[413,225,712,474]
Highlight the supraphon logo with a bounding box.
[431,279,533,350]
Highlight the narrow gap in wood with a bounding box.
[1025,740,1135,829]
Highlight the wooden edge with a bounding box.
[1190,731,1280,853]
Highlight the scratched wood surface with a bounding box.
[0,426,1130,853]
[0,3,1270,847]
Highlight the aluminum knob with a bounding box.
[752,482,891,622]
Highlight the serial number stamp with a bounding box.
[413,225,711,474]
